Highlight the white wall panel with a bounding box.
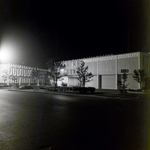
[125,74,139,89]
[102,75,116,89]
[85,75,97,88]
[68,77,79,87]
[98,60,116,74]
[117,57,138,74]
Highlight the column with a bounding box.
[115,56,118,89]
[97,59,99,89]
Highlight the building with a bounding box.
[0,63,47,86]
[0,51,150,89]
[62,51,150,90]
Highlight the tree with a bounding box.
[30,68,41,90]
[11,75,18,88]
[117,72,129,96]
[1,69,9,85]
[44,71,52,86]
[47,59,67,89]
[12,76,17,83]
[76,60,93,87]
[133,69,145,89]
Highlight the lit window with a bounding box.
[17,69,19,76]
[73,69,76,74]
[24,70,26,76]
[13,68,16,75]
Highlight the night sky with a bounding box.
[0,0,149,68]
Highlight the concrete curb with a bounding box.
[5,89,146,100]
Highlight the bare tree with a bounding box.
[44,71,52,86]
[30,68,40,90]
[1,69,9,85]
[133,69,145,89]
[11,75,18,88]
[47,59,67,89]
[76,60,93,87]
[118,71,129,96]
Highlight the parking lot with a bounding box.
[0,89,149,149]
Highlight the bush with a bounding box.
[39,85,45,89]
[19,85,33,89]
[128,88,136,91]
[136,89,142,92]
[19,85,26,89]
[119,89,127,94]
[61,82,67,87]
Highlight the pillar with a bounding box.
[115,55,118,89]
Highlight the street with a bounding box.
[0,90,149,150]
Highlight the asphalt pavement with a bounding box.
[0,90,149,150]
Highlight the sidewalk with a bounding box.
[94,89,148,99]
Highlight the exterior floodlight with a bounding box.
[60,69,64,72]
[0,49,11,63]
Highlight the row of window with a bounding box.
[66,69,76,75]
[9,68,47,78]
[9,68,32,76]
[9,67,78,76]
[65,61,80,66]
[9,77,45,84]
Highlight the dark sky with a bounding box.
[0,0,148,68]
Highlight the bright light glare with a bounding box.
[0,48,11,63]
[60,69,64,72]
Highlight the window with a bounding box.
[21,69,24,75]
[73,69,76,74]
[73,61,76,66]
[13,68,16,75]
[17,69,20,76]
[67,62,70,66]
[71,61,76,66]
[19,69,22,75]
[24,69,26,76]
[10,67,13,75]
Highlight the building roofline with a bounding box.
[62,51,142,62]
[0,63,47,70]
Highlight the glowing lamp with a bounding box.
[0,49,11,63]
[60,69,64,72]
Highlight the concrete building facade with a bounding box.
[0,63,47,86]
[62,52,150,89]
[0,51,150,89]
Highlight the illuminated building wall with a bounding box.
[0,51,149,89]
[0,63,47,86]
[62,52,150,89]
